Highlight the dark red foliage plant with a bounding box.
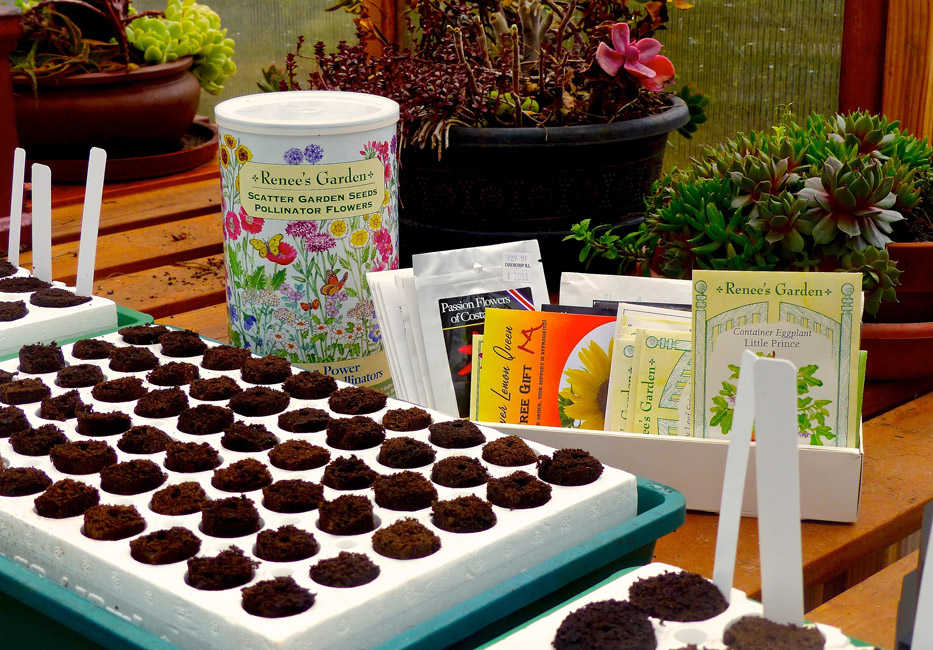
[260,0,691,154]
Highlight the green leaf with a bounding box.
[228,247,242,279]
[269,268,287,290]
[246,267,265,290]
[719,411,733,436]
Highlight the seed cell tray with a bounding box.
[0,330,684,650]
[482,562,876,649]
[0,265,128,359]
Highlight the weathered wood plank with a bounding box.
[839,0,887,113]
[93,254,226,319]
[45,160,220,208]
[20,213,222,285]
[883,0,933,138]
[158,303,230,343]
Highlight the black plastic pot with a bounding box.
[399,96,689,288]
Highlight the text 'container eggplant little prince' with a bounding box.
[215,91,400,393]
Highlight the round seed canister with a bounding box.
[215,91,400,393]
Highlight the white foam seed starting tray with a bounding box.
[0,264,117,358]
[0,330,637,650]
[487,562,871,650]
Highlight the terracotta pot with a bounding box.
[875,241,933,323]
[13,57,200,153]
[859,241,933,380]
[861,320,933,380]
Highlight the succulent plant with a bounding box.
[838,246,902,316]
[805,111,932,170]
[798,156,902,250]
[676,85,708,140]
[747,192,813,254]
[568,108,933,315]
[828,112,898,160]
[728,152,801,217]
[645,176,780,277]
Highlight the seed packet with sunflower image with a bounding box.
[476,308,615,429]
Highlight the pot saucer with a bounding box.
[29,120,217,184]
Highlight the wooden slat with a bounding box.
[809,549,919,649]
[44,178,221,246]
[882,0,933,137]
[839,0,887,113]
[44,160,220,208]
[158,303,230,343]
[93,253,226,319]
[19,212,223,285]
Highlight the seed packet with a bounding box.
[541,304,620,316]
[367,268,430,405]
[616,302,692,330]
[476,308,615,429]
[559,272,692,307]
[604,303,692,432]
[593,299,691,314]
[603,334,636,431]
[413,240,548,417]
[692,270,862,447]
[468,333,484,420]
[626,328,693,436]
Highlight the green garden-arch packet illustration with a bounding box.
[626,328,692,436]
[692,270,862,447]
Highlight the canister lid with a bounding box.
[214,91,400,136]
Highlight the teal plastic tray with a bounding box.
[0,304,152,363]
[479,564,876,648]
[0,478,683,650]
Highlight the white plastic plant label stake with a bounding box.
[76,147,107,297]
[753,355,804,625]
[912,523,933,648]
[30,163,52,283]
[712,349,758,602]
[7,147,25,267]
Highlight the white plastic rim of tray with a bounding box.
[487,562,871,650]
[0,332,638,650]
[0,266,117,358]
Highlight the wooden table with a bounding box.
[808,549,919,649]
[16,160,933,633]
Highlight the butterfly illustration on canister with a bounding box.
[320,271,348,296]
[249,234,297,265]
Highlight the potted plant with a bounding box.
[261,0,705,284]
[568,110,933,380]
[11,0,236,155]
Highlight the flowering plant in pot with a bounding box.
[11,0,236,154]
[569,110,933,379]
[261,0,704,282]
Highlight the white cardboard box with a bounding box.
[479,422,863,523]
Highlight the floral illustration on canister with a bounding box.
[219,133,399,392]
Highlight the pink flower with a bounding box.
[239,206,264,234]
[224,210,241,239]
[596,23,674,90]
[373,227,393,260]
[639,55,675,91]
